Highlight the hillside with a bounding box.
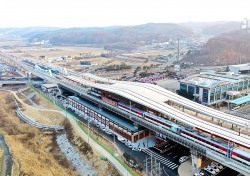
[29,23,193,46]
[202,22,241,36]
[183,30,250,66]
[182,21,241,36]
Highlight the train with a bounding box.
[87,90,250,165]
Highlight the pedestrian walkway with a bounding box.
[132,136,156,149]
[142,148,179,170]
[18,88,41,108]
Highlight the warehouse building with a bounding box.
[179,71,250,105]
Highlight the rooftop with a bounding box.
[41,84,58,89]
[230,94,250,105]
[229,63,250,68]
[179,72,250,88]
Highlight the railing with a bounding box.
[13,99,63,131]
[0,80,27,85]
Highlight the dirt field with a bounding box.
[0,40,26,47]
[124,49,176,58]
[10,46,107,59]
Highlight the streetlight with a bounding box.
[87,112,90,143]
[227,94,231,110]
[60,95,68,118]
[113,133,116,156]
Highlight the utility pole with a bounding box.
[145,154,162,176]
[177,37,180,63]
[87,113,90,143]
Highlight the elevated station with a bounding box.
[1,53,250,175]
[67,96,150,142]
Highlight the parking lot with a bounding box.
[193,161,240,176]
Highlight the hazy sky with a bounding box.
[0,0,249,27]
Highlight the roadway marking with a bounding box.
[142,149,179,170]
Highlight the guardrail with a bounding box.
[13,99,63,131]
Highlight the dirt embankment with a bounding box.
[0,92,78,176]
[64,119,122,176]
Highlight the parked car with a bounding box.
[125,141,133,148]
[105,129,113,135]
[179,156,189,163]
[211,162,224,169]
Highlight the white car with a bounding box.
[105,129,113,135]
[125,141,133,148]
[100,126,106,131]
[179,156,189,163]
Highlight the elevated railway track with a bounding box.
[1,53,250,175]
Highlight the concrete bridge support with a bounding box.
[191,149,203,170]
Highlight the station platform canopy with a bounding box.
[69,96,138,132]
[230,94,250,105]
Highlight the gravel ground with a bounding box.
[56,133,97,176]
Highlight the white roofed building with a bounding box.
[179,72,250,105]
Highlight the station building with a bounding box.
[179,71,250,105]
[67,96,150,143]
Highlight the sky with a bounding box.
[0,0,250,28]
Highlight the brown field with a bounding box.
[11,46,107,59]
[0,40,26,47]
[124,49,176,58]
